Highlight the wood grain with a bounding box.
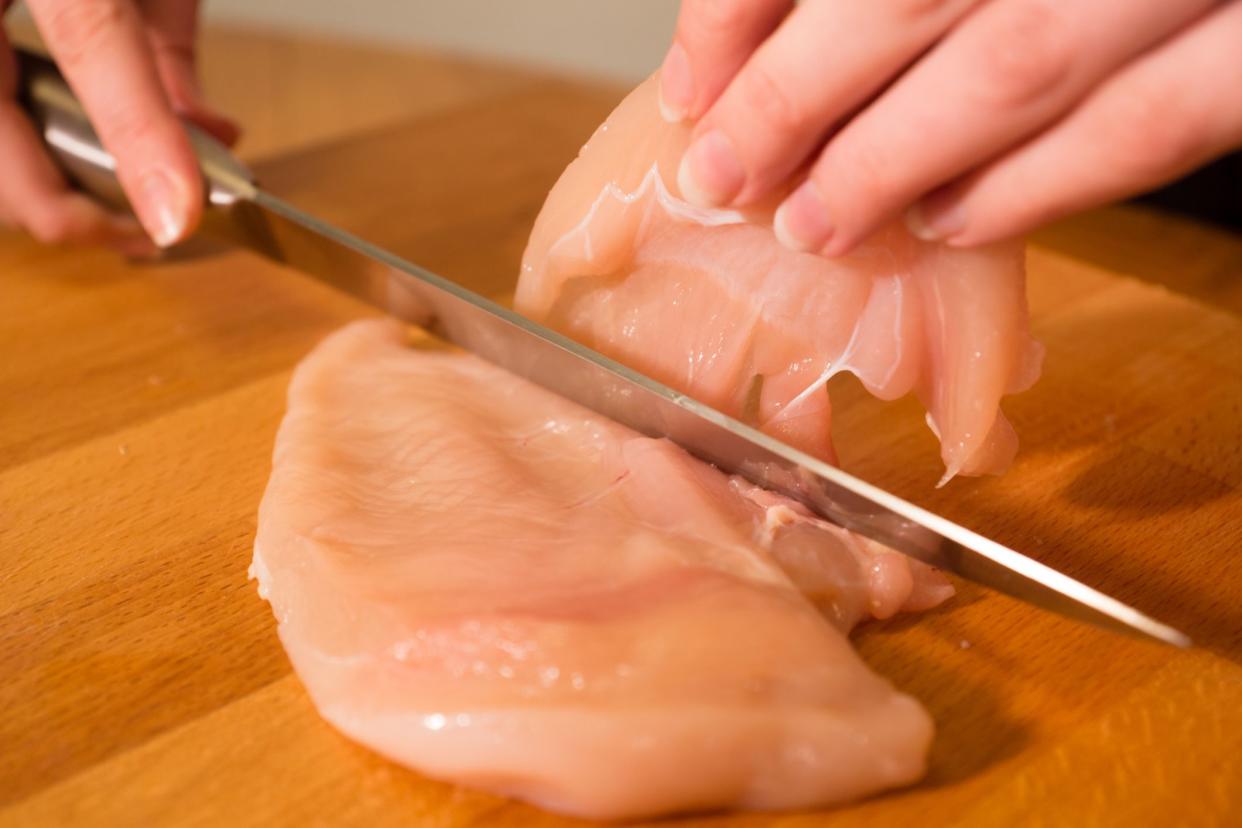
[1033,206,1242,317]
[2,27,1240,828]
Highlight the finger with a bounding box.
[0,23,152,251]
[28,0,204,246]
[777,0,1220,255]
[680,0,981,208]
[139,0,239,145]
[908,0,1242,246]
[0,95,157,252]
[658,0,792,124]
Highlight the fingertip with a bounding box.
[658,42,692,123]
[677,129,746,207]
[132,165,199,248]
[904,198,965,244]
[938,225,1009,249]
[658,87,686,125]
[904,202,941,242]
[675,152,709,206]
[773,180,833,253]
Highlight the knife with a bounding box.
[16,47,1190,648]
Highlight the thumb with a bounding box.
[30,0,204,246]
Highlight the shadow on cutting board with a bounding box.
[965,485,1242,663]
[861,620,1030,791]
[1063,446,1232,515]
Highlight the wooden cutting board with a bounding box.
[2,76,1240,828]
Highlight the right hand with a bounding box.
[0,0,237,256]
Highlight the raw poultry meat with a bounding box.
[252,319,953,819]
[517,77,1043,482]
[251,72,1047,818]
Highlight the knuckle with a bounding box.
[974,1,1073,109]
[1102,82,1203,181]
[100,99,162,149]
[683,0,752,40]
[736,62,809,135]
[40,0,126,65]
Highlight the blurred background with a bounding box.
[208,0,677,83]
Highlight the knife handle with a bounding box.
[14,46,257,215]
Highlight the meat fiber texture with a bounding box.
[252,320,954,819]
[517,77,1043,483]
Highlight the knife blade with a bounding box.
[16,48,1190,648]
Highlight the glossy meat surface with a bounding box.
[517,78,1043,482]
[251,320,951,819]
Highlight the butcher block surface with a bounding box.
[2,27,1240,828]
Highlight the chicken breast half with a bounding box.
[517,77,1043,482]
[252,320,952,819]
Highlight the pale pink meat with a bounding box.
[517,77,1043,482]
[252,319,952,819]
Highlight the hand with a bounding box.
[659,0,1242,255]
[0,0,237,255]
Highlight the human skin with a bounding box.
[0,0,236,255]
[660,0,1242,255]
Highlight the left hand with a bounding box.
[659,0,1242,255]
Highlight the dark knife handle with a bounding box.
[15,46,257,215]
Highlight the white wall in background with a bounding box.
[204,0,679,82]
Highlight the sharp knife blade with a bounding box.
[17,48,1190,648]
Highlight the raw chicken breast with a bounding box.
[252,319,952,819]
[517,77,1043,481]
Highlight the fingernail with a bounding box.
[906,198,965,242]
[659,42,692,123]
[136,169,189,248]
[774,181,833,253]
[677,130,745,207]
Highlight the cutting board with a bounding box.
[2,79,1239,828]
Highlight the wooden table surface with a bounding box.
[2,25,1240,828]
